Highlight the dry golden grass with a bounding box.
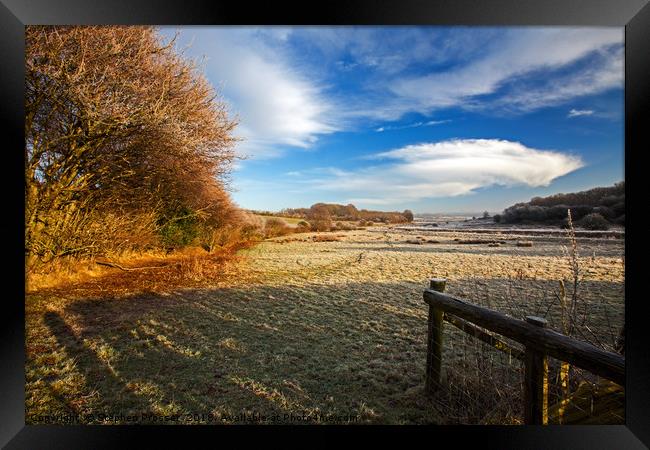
[26,244,252,298]
[312,235,342,243]
[25,227,624,424]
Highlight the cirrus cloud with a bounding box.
[568,109,595,118]
[389,29,622,117]
[161,28,338,160]
[161,27,621,168]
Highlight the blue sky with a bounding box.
[160,26,624,214]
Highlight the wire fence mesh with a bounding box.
[425,219,624,425]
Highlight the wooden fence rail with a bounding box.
[423,278,625,425]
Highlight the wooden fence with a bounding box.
[423,278,625,425]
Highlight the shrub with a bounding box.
[601,194,624,206]
[240,224,264,241]
[27,206,162,271]
[612,202,625,216]
[568,205,595,221]
[310,219,332,232]
[578,213,611,230]
[334,221,355,231]
[295,220,311,233]
[199,221,263,253]
[160,221,197,248]
[547,205,571,221]
[264,218,292,238]
[158,208,199,248]
[493,214,502,223]
[199,225,237,252]
[502,205,548,223]
[593,206,615,220]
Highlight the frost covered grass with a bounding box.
[26,227,624,424]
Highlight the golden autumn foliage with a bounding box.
[25,26,248,270]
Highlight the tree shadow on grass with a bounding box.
[41,310,158,422]
[30,281,436,424]
[28,276,624,425]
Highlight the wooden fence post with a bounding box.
[524,316,549,425]
[425,278,446,395]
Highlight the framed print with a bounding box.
[2,0,649,448]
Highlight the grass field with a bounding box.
[256,215,304,226]
[25,227,624,424]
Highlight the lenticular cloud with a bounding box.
[319,139,584,204]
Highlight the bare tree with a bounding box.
[25,26,239,267]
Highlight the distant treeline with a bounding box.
[252,203,414,224]
[496,182,624,229]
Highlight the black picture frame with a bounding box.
[2,1,649,448]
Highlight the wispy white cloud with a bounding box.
[295,27,498,75]
[389,28,623,116]
[286,28,623,125]
[489,46,623,113]
[568,109,595,118]
[284,167,351,179]
[309,139,584,204]
[165,28,337,159]
[375,120,450,132]
[165,27,623,161]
